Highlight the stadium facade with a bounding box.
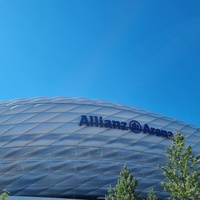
[0,97,200,199]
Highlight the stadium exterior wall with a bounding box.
[7,196,77,200]
[0,97,199,199]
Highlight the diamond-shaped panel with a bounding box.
[0,97,199,199]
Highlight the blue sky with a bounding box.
[0,0,200,127]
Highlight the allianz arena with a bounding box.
[0,97,200,200]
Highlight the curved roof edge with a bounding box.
[0,96,199,131]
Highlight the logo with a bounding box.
[79,115,174,139]
[129,120,142,133]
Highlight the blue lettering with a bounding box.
[104,120,112,128]
[143,124,150,134]
[79,115,173,139]
[79,115,89,126]
[121,122,128,130]
[99,117,104,127]
[155,129,161,136]
[112,121,121,129]
[167,132,173,138]
[150,128,156,135]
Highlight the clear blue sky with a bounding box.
[0,0,200,127]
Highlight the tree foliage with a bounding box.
[105,165,139,200]
[159,132,200,200]
[0,190,8,200]
[147,188,157,200]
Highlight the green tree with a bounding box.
[105,165,139,200]
[159,132,200,200]
[146,188,157,200]
[0,190,8,200]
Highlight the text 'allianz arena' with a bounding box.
[0,97,200,199]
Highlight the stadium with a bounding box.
[0,97,199,200]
